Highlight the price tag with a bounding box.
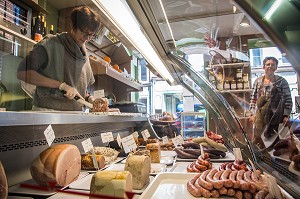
[233,148,243,161]
[91,149,99,170]
[162,136,168,145]
[200,144,205,159]
[131,131,139,138]
[44,125,55,146]
[82,138,94,153]
[117,133,122,148]
[101,132,114,143]
[172,135,184,147]
[141,129,150,141]
[93,89,105,98]
[121,135,137,153]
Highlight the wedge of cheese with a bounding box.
[125,155,151,190]
[90,171,132,199]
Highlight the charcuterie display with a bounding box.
[186,153,212,173]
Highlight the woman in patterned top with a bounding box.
[249,57,292,148]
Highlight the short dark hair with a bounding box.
[263,56,279,68]
[71,6,101,33]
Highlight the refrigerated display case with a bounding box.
[181,112,206,138]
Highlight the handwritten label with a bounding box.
[121,135,137,153]
[93,89,105,98]
[44,125,55,146]
[82,138,94,153]
[101,132,114,143]
[141,129,150,141]
[233,148,243,161]
[131,131,139,138]
[117,133,122,148]
[162,136,168,145]
[172,135,184,147]
[200,144,205,159]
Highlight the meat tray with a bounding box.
[169,162,223,173]
[69,173,154,194]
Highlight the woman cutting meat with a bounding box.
[249,57,292,148]
[17,6,101,111]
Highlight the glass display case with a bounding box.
[181,112,206,138]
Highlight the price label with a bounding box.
[117,133,122,148]
[93,89,105,98]
[172,135,184,147]
[121,135,137,154]
[200,144,205,159]
[233,148,243,161]
[162,136,168,145]
[44,125,55,146]
[82,138,94,153]
[141,129,150,141]
[101,132,114,143]
[131,131,139,138]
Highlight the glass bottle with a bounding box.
[49,25,54,34]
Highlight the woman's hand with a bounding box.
[283,116,291,127]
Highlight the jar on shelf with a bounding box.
[230,80,236,90]
[237,79,243,89]
[216,81,224,91]
[242,74,248,81]
[224,80,230,90]
[236,69,242,79]
[243,80,250,89]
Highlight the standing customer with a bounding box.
[249,57,292,147]
[17,6,101,111]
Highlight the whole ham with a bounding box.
[30,144,81,187]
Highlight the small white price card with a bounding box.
[117,133,122,148]
[200,144,205,159]
[44,125,55,146]
[121,135,137,154]
[162,136,168,145]
[82,138,94,153]
[172,135,184,147]
[233,148,243,161]
[101,132,114,143]
[93,89,105,98]
[141,129,150,141]
[131,131,139,138]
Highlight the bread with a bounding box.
[81,154,105,170]
[125,155,151,189]
[146,143,161,163]
[0,161,8,199]
[30,144,81,187]
[90,171,132,199]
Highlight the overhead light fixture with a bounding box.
[264,0,283,21]
[93,0,174,83]
[240,16,250,27]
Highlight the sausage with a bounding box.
[243,170,257,193]
[197,156,210,167]
[243,191,253,199]
[218,186,228,195]
[235,190,243,199]
[229,170,240,189]
[174,148,199,159]
[273,148,290,156]
[193,175,212,198]
[214,169,233,188]
[220,169,231,180]
[265,193,275,199]
[226,162,234,170]
[227,188,235,196]
[236,170,250,190]
[219,162,228,171]
[192,162,201,173]
[182,142,200,149]
[204,148,226,157]
[187,163,194,172]
[197,170,213,190]
[255,189,269,199]
[182,148,201,156]
[274,139,289,150]
[194,160,208,171]
[211,189,220,198]
[186,173,202,197]
[208,153,222,159]
[206,168,223,189]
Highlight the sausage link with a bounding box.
[197,170,213,190]
[229,170,240,189]
[227,188,235,196]
[219,162,227,171]
[206,168,223,189]
[243,171,257,193]
[197,156,210,167]
[254,189,269,199]
[249,170,267,191]
[213,170,233,188]
[234,190,243,199]
[211,189,220,198]
[187,163,194,172]
[194,160,208,171]
[218,186,227,195]
[220,169,233,188]
[186,173,202,197]
[237,170,250,191]
[193,175,212,198]
[226,162,234,170]
[192,162,201,173]
[243,191,253,199]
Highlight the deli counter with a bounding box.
[1,0,300,199]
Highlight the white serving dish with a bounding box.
[69,173,154,194]
[269,149,291,163]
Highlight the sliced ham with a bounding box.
[30,144,81,187]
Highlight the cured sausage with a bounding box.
[174,148,199,159]
[197,156,210,167]
[218,186,228,195]
[243,170,257,193]
[182,142,200,149]
[243,191,253,199]
[206,168,223,189]
[186,173,202,197]
[211,189,220,198]
[187,163,194,172]
[273,148,290,156]
[194,160,208,171]
[227,188,235,196]
[197,170,213,190]
[193,176,212,198]
[255,189,269,199]
[236,170,250,190]
[234,190,243,199]
[182,149,201,156]
[229,170,240,189]
[226,162,234,170]
[213,170,233,188]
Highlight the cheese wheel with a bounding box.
[146,143,161,163]
[81,154,105,170]
[125,155,151,190]
[0,161,8,199]
[30,144,81,187]
[90,171,132,199]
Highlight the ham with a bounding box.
[30,144,81,187]
[0,161,8,199]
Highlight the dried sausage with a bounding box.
[227,188,235,196]
[236,170,250,190]
[186,173,202,197]
[206,168,223,189]
[229,170,240,189]
[197,156,210,167]
[197,170,213,190]
[234,190,243,199]
[194,160,208,171]
[193,175,212,198]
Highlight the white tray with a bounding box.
[9,172,89,197]
[105,163,167,175]
[169,162,223,173]
[269,149,291,163]
[289,162,300,177]
[161,150,177,157]
[69,173,154,194]
[139,172,233,199]
[176,152,235,162]
[121,156,174,166]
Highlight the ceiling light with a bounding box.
[240,16,250,27]
[264,0,283,21]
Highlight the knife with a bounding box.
[62,91,93,109]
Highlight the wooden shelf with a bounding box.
[90,58,142,91]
